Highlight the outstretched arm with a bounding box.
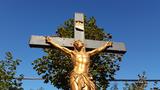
[87,41,113,56]
[46,36,72,55]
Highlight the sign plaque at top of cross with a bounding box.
[74,13,84,42]
[29,13,126,54]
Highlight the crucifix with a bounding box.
[29,13,126,54]
[29,13,126,90]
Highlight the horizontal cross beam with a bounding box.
[29,35,126,54]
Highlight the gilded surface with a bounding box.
[46,37,112,90]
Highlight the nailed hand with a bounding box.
[46,36,52,43]
[108,42,113,47]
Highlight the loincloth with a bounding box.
[70,71,96,90]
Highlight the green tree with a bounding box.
[0,52,23,90]
[32,16,122,89]
[123,72,147,90]
[151,82,160,90]
[131,72,147,90]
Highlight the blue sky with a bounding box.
[0,0,160,89]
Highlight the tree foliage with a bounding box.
[150,82,160,90]
[32,16,122,89]
[110,83,118,90]
[123,72,147,90]
[0,52,23,90]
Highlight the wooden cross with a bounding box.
[29,13,126,54]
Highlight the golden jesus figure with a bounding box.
[46,36,112,90]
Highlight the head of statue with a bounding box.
[73,40,84,50]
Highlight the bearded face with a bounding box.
[73,40,84,51]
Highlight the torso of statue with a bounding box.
[71,51,90,74]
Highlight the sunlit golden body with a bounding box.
[46,37,112,90]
